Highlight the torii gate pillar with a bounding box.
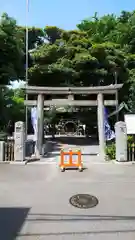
[97,93,106,160]
[36,94,44,156]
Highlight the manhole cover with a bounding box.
[69,194,98,209]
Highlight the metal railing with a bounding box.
[4,138,14,161]
[127,143,135,162]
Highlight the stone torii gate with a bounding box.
[24,84,123,160]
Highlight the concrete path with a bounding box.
[28,135,100,164]
[0,163,135,239]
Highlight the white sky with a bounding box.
[10,80,25,89]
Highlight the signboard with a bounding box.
[124,114,135,134]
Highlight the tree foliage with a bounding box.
[27,11,135,108]
[0,86,25,129]
[0,13,24,84]
[1,11,135,113]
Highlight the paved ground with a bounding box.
[27,135,100,164]
[1,163,135,239]
[38,139,100,164]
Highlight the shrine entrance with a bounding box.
[64,121,77,135]
[56,119,78,136]
[24,84,123,160]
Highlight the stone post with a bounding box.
[14,121,25,161]
[115,121,127,161]
[0,141,4,161]
[36,94,44,156]
[97,93,106,160]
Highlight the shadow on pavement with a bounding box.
[18,213,135,237]
[46,136,98,146]
[43,137,99,158]
[0,207,30,240]
[43,141,62,158]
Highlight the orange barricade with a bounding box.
[59,149,83,172]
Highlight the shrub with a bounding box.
[105,143,116,160]
[105,135,134,160]
[127,135,134,144]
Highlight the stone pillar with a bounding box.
[0,141,4,161]
[97,93,106,160]
[68,94,74,110]
[14,121,25,161]
[36,94,44,156]
[115,121,127,161]
[68,94,74,101]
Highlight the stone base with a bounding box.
[112,160,135,165]
[10,161,27,165]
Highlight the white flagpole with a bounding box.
[25,0,29,137]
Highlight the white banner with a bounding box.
[104,107,115,141]
[31,107,37,141]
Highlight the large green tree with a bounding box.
[1,10,135,116]
[0,12,45,85]
[27,12,135,107]
[0,13,24,84]
[0,86,25,129]
[28,28,128,102]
